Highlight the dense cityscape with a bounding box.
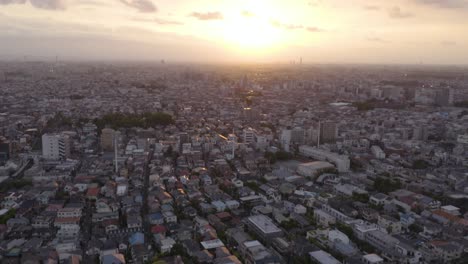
[0,62,467,264]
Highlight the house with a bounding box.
[131,244,149,263]
[211,201,227,212]
[148,212,164,225]
[6,217,29,228]
[294,204,307,214]
[377,215,402,234]
[104,219,119,234]
[54,217,80,228]
[127,215,142,229]
[158,237,176,254]
[157,191,173,204]
[239,240,280,264]
[427,241,463,262]
[57,224,80,239]
[163,211,177,223]
[314,209,336,227]
[102,253,126,264]
[57,207,82,218]
[369,193,389,206]
[309,250,341,264]
[362,254,384,264]
[225,200,240,210]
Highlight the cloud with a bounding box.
[132,17,183,25]
[366,36,390,43]
[0,0,26,4]
[414,0,467,9]
[364,5,380,10]
[0,0,65,10]
[154,18,183,25]
[30,0,65,10]
[388,6,413,18]
[441,41,456,46]
[270,20,303,30]
[120,0,157,13]
[271,19,323,33]
[308,0,321,7]
[190,11,223,20]
[306,26,322,32]
[241,10,254,17]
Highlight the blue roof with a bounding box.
[129,232,144,245]
[149,212,163,220]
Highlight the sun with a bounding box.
[222,13,283,51]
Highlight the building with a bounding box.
[412,126,429,141]
[364,230,399,251]
[239,240,280,264]
[0,137,11,162]
[318,122,337,145]
[42,133,70,160]
[362,254,384,264]
[371,145,385,159]
[291,127,305,145]
[297,161,335,178]
[435,88,452,106]
[101,128,115,151]
[299,146,350,172]
[280,129,292,152]
[243,128,256,145]
[309,250,341,264]
[246,215,283,242]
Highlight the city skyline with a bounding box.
[1,0,468,64]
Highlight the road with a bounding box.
[141,147,155,245]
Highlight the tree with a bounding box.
[373,177,401,194]
[408,224,423,234]
[352,192,369,203]
[0,209,16,224]
[412,160,430,170]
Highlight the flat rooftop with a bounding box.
[248,214,281,234]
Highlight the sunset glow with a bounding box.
[0,0,467,63]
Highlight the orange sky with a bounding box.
[1,0,467,64]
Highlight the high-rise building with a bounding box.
[243,107,259,122]
[42,133,70,160]
[291,127,305,145]
[243,127,256,144]
[0,137,11,162]
[412,126,429,141]
[280,129,292,152]
[319,122,337,145]
[435,88,452,107]
[101,128,115,152]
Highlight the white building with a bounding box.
[42,133,70,160]
[371,145,386,159]
[243,128,256,144]
[299,146,350,172]
[280,129,292,152]
[297,161,335,178]
[309,250,341,264]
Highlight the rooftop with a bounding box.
[248,214,281,234]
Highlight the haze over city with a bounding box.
[1,1,468,264]
[1,0,468,64]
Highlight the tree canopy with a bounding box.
[94,112,174,130]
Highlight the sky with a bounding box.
[0,0,468,64]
